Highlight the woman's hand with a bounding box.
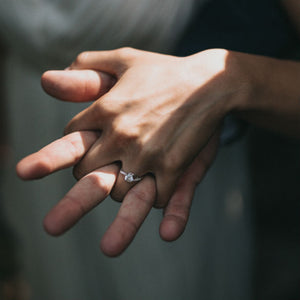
[47,48,240,208]
[17,130,219,256]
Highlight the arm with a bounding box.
[281,0,300,35]
[228,51,300,138]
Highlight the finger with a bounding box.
[41,70,116,102]
[43,165,118,236]
[110,163,146,202]
[154,171,180,209]
[72,135,119,179]
[100,176,156,257]
[159,171,196,242]
[64,101,105,134]
[70,48,136,76]
[16,131,99,180]
[159,137,218,241]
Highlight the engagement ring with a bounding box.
[120,170,143,183]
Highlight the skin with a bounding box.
[281,0,300,34]
[17,2,300,257]
[63,49,230,206]
[17,129,218,256]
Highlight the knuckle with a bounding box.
[114,47,135,59]
[165,203,189,221]
[162,151,183,175]
[65,137,82,162]
[129,188,152,205]
[133,135,163,166]
[94,96,117,119]
[143,141,161,160]
[118,215,138,233]
[85,173,111,198]
[110,116,141,147]
[67,194,87,216]
[73,51,91,66]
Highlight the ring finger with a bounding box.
[101,175,156,256]
[110,164,149,202]
[74,136,150,202]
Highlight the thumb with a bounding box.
[41,70,116,102]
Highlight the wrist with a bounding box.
[228,51,273,113]
[184,49,245,118]
[230,52,300,137]
[217,50,257,114]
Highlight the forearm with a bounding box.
[229,52,300,138]
[281,0,300,36]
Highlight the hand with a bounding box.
[17,130,219,256]
[17,62,221,256]
[43,47,238,208]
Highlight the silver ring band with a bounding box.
[120,170,143,183]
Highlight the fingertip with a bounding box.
[43,213,63,237]
[16,159,28,180]
[159,216,186,242]
[41,70,115,102]
[41,70,51,83]
[100,219,134,257]
[41,70,78,102]
[16,154,52,180]
[100,234,124,257]
[43,203,74,237]
[41,70,61,94]
[16,156,43,180]
[41,70,71,100]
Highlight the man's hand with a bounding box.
[43,48,232,209]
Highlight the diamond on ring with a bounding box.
[120,170,142,183]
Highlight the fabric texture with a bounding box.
[0,0,201,67]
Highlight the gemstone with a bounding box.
[124,172,134,182]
